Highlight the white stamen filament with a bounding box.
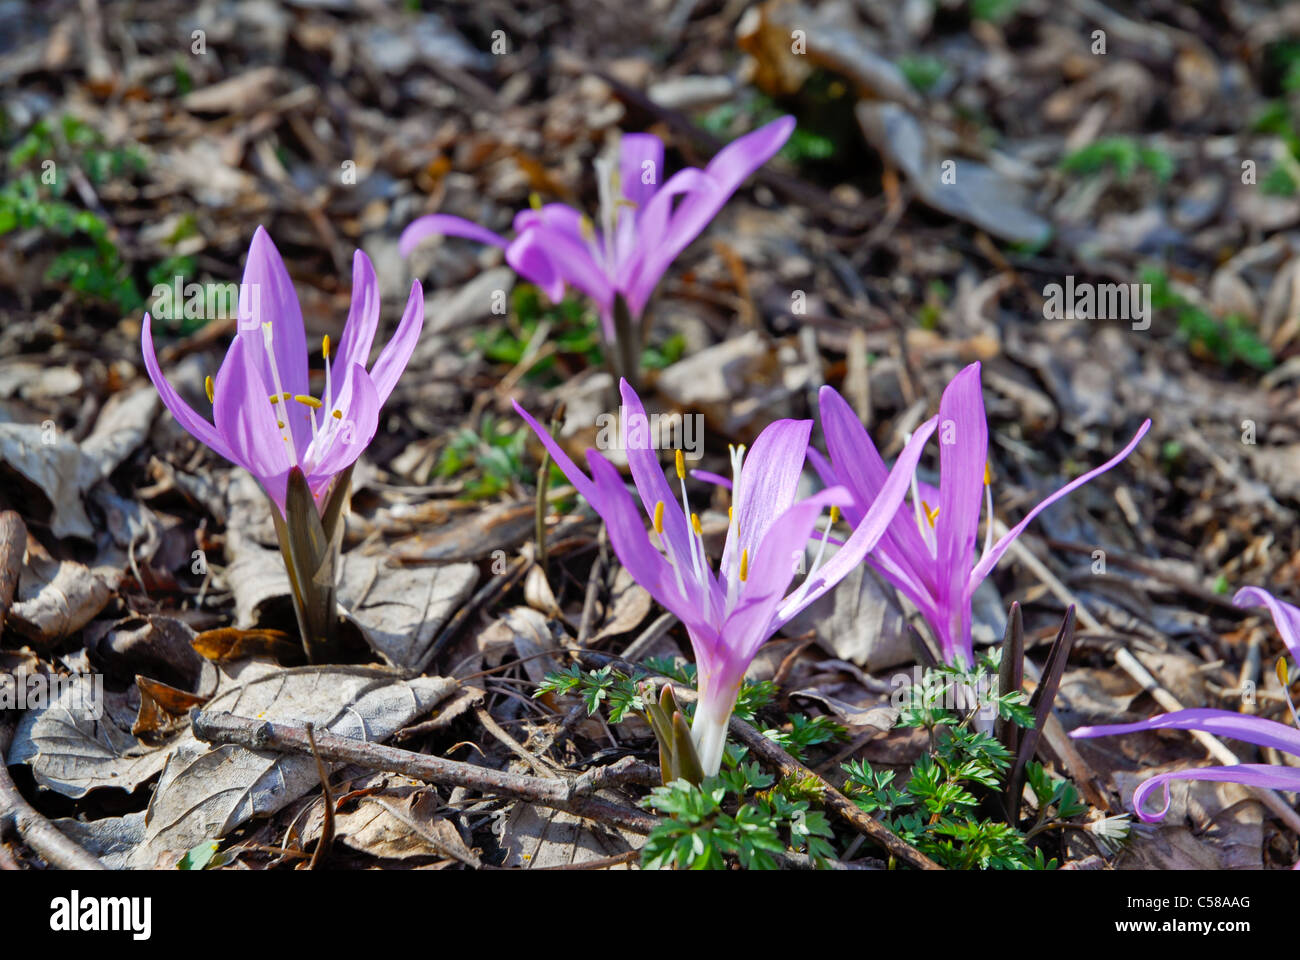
[593,153,617,268]
[789,506,838,609]
[260,323,300,468]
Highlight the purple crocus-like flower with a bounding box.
[516,379,937,775]
[399,117,795,343]
[1072,587,1300,855]
[141,226,424,514]
[810,362,1151,667]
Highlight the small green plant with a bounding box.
[1142,266,1273,370]
[970,0,1022,24]
[433,413,543,499]
[898,55,947,94]
[841,660,1088,870]
[1060,136,1175,183]
[640,747,836,869]
[2,115,167,315]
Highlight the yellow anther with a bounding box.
[922,501,940,528]
[691,513,702,536]
[984,462,992,486]
[830,505,841,525]
[277,420,285,429]
[204,376,214,404]
[322,334,331,360]
[283,392,292,401]
[579,215,595,241]
[739,549,749,582]
[653,501,665,535]
[293,394,323,409]
[529,192,543,212]
[332,409,343,420]
[728,505,734,523]
[675,449,686,480]
[1279,658,1291,689]
[268,394,281,404]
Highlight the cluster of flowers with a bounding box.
[141,117,1297,853]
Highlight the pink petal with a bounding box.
[140,312,238,464]
[399,214,509,258]
[1233,586,1300,665]
[368,281,424,406]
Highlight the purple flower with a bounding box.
[811,362,1151,666]
[1072,587,1300,847]
[516,379,936,775]
[400,117,794,342]
[142,226,424,514]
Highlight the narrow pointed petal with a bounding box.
[725,487,850,663]
[1233,586,1300,664]
[586,452,711,638]
[513,399,601,508]
[1128,764,1300,823]
[722,418,812,576]
[305,363,380,482]
[777,415,939,626]
[934,362,988,664]
[968,418,1151,590]
[140,312,238,463]
[212,335,292,511]
[332,249,380,384]
[398,214,509,258]
[818,384,933,584]
[620,168,718,315]
[236,226,311,455]
[617,379,695,571]
[368,281,424,406]
[619,133,664,214]
[627,117,793,312]
[1070,707,1300,758]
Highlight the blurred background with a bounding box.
[2,0,1300,868]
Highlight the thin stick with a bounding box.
[191,710,659,835]
[0,723,105,870]
[725,715,942,870]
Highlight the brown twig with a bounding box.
[726,715,943,871]
[0,722,105,870]
[304,723,334,870]
[191,710,660,835]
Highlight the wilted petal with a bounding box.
[398,214,509,258]
[1233,586,1300,664]
[141,312,238,464]
[1071,707,1300,758]
[368,281,424,406]
[1129,764,1300,823]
